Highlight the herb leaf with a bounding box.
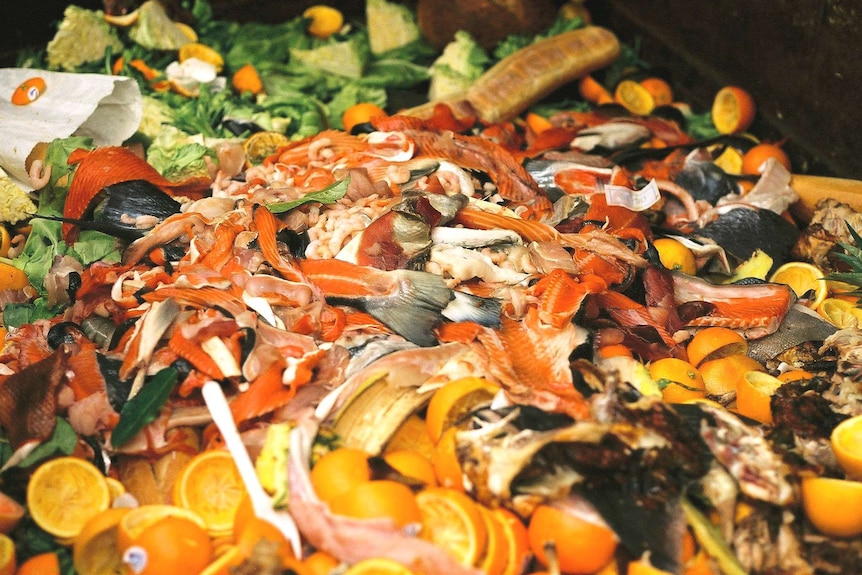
[111,368,178,448]
[15,417,78,469]
[266,176,350,213]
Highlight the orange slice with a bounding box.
[0,490,24,536]
[425,376,500,444]
[415,487,488,566]
[801,476,862,538]
[831,415,862,480]
[343,558,415,575]
[614,79,655,115]
[493,508,530,575]
[26,456,111,540]
[735,370,784,425]
[711,86,756,134]
[477,506,509,575]
[432,426,465,491]
[172,449,247,537]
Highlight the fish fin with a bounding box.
[362,270,452,347]
[442,290,502,327]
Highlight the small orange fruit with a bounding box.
[741,142,792,175]
[711,86,756,134]
[329,480,422,528]
[698,354,765,397]
[648,358,706,403]
[639,77,673,106]
[579,75,613,105]
[527,504,618,575]
[342,102,386,132]
[309,447,371,505]
[15,551,59,575]
[415,487,488,566]
[303,5,344,38]
[801,476,862,537]
[735,370,784,425]
[231,63,264,95]
[831,414,862,479]
[120,512,213,575]
[686,326,748,367]
[384,450,438,487]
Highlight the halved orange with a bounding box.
[309,447,371,505]
[0,490,24,535]
[172,449,247,537]
[769,261,827,309]
[711,86,756,134]
[639,77,673,106]
[818,297,862,328]
[72,507,131,575]
[329,480,422,528]
[26,456,111,540]
[653,237,696,275]
[831,415,862,480]
[699,354,765,398]
[801,476,862,537]
[735,370,784,425]
[686,327,748,367]
[741,142,791,175]
[117,506,213,575]
[425,377,500,444]
[415,487,488,566]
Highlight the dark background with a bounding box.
[3,1,860,179]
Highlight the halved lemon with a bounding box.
[243,131,290,167]
[768,261,828,309]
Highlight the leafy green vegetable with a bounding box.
[290,33,372,80]
[127,0,193,50]
[427,31,489,102]
[266,177,350,213]
[2,299,63,329]
[492,13,587,61]
[46,5,122,71]
[71,230,122,266]
[15,417,79,469]
[147,135,214,181]
[111,367,179,448]
[366,0,423,55]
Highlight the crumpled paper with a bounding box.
[0,68,142,190]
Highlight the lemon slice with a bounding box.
[818,297,862,328]
[713,146,744,175]
[613,79,655,116]
[178,42,224,73]
[768,261,827,309]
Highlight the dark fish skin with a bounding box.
[748,304,838,363]
[674,159,736,205]
[695,206,800,272]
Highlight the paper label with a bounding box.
[603,179,661,211]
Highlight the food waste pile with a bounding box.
[1,1,862,574]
